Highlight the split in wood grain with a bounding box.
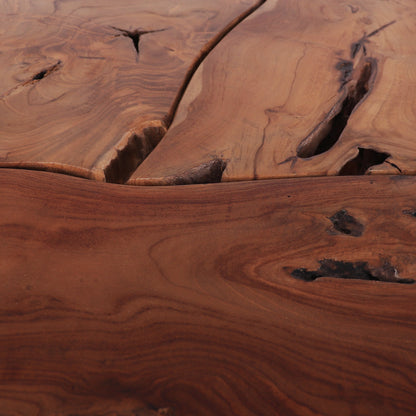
[1,60,63,99]
[297,58,376,158]
[111,26,167,59]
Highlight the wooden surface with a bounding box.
[2,1,416,415]
[129,0,416,185]
[0,0,261,182]
[2,169,416,415]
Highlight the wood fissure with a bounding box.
[291,259,415,284]
[111,26,167,58]
[339,147,390,175]
[1,61,63,99]
[297,58,376,158]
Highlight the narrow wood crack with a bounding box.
[1,60,62,99]
[111,26,167,59]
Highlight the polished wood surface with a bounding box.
[0,0,260,181]
[129,0,416,185]
[2,0,416,414]
[1,169,416,415]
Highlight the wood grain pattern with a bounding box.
[2,169,416,415]
[0,0,260,181]
[128,0,416,185]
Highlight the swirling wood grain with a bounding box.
[1,169,416,415]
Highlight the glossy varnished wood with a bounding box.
[0,0,260,181]
[129,0,416,184]
[1,169,416,415]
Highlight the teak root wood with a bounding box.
[0,0,261,182]
[129,0,416,185]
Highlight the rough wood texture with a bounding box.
[129,0,416,185]
[2,169,416,415]
[0,0,261,181]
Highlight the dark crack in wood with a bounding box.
[112,26,167,60]
[297,59,376,158]
[27,61,62,83]
[1,60,62,99]
[291,259,414,284]
[339,147,390,175]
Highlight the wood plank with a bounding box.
[0,0,261,182]
[2,169,416,415]
[128,0,416,185]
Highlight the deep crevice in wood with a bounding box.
[291,259,414,284]
[104,124,167,184]
[297,59,376,158]
[339,147,390,175]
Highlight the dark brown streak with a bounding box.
[351,20,396,59]
[367,20,396,38]
[253,110,274,179]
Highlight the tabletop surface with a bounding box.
[1,1,416,415]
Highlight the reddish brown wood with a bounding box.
[1,169,416,415]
